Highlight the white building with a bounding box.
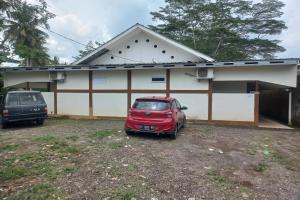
[1,24,298,126]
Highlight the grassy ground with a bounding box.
[0,119,299,199]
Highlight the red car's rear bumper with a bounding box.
[125,116,176,134]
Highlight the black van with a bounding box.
[0,91,48,129]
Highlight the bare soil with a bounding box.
[0,119,299,200]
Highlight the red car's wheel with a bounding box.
[170,124,178,139]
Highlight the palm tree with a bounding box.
[1,0,54,66]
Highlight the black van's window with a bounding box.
[0,95,3,105]
[6,93,19,106]
[19,93,44,105]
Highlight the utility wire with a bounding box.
[39,26,144,63]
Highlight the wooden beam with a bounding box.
[208,79,213,122]
[89,71,93,117]
[254,81,260,126]
[127,70,132,112]
[53,81,57,115]
[166,69,170,97]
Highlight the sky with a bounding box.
[26,0,300,64]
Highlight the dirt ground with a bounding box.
[0,119,299,200]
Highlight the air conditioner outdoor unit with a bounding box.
[196,68,214,79]
[50,72,65,81]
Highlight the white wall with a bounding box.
[132,69,166,90]
[93,93,127,117]
[170,93,208,120]
[4,72,50,88]
[57,93,89,115]
[93,70,127,89]
[214,65,297,87]
[41,92,54,114]
[89,30,201,65]
[170,68,209,90]
[212,93,255,122]
[57,71,89,90]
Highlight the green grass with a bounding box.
[207,170,234,190]
[7,184,66,200]
[34,135,80,154]
[63,167,75,173]
[65,135,79,141]
[0,152,58,181]
[254,163,267,172]
[90,130,116,139]
[0,144,19,152]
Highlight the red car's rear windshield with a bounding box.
[133,100,169,111]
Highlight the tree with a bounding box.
[73,41,102,61]
[150,0,287,60]
[0,0,55,66]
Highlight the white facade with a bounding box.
[1,24,298,126]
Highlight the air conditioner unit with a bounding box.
[50,72,65,81]
[196,68,214,79]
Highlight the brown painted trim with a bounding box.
[89,71,93,116]
[254,81,260,126]
[49,114,126,120]
[53,81,57,115]
[57,89,89,93]
[170,90,209,94]
[55,89,209,94]
[211,120,255,127]
[208,79,213,122]
[93,89,127,93]
[127,70,132,111]
[131,90,167,94]
[166,69,170,97]
[187,119,255,127]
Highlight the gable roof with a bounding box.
[73,23,215,65]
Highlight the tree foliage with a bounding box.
[73,41,102,61]
[0,0,55,66]
[150,0,287,60]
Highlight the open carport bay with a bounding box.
[0,119,299,199]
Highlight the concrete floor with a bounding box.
[259,117,293,129]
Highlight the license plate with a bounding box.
[141,125,154,131]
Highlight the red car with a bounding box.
[125,96,187,139]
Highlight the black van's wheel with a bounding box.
[1,120,7,129]
[36,119,45,125]
[170,125,178,139]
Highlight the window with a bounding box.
[6,93,19,106]
[151,76,165,83]
[19,93,44,105]
[133,100,169,111]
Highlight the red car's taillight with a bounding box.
[167,111,173,118]
[3,109,8,117]
[45,107,48,112]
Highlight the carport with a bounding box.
[258,81,292,127]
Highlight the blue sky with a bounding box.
[28,0,300,63]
